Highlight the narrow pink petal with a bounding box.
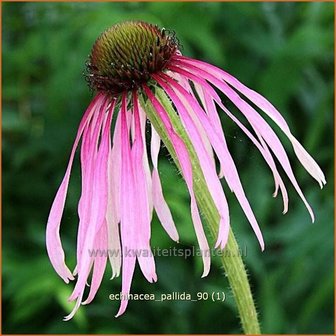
[154,74,230,249]
[116,94,137,317]
[176,62,315,221]
[155,75,265,250]
[46,93,104,283]
[106,111,122,279]
[75,116,95,275]
[193,83,225,178]
[191,198,211,277]
[254,133,289,213]
[76,97,110,273]
[82,219,108,305]
[132,93,157,283]
[168,65,289,212]
[150,126,179,242]
[174,55,326,188]
[198,82,289,213]
[143,85,210,276]
[152,169,179,241]
[63,293,84,321]
[168,65,227,178]
[69,101,112,303]
[288,134,326,188]
[170,72,193,94]
[139,104,154,216]
[150,125,161,168]
[171,73,217,172]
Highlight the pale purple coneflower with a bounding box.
[46,21,326,320]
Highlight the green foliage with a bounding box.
[2,2,334,334]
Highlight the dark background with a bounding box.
[2,2,334,334]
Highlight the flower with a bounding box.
[46,20,326,320]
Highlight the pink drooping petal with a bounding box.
[227,109,290,213]
[63,293,84,322]
[76,114,96,271]
[139,104,154,216]
[157,74,265,250]
[173,60,315,222]
[173,55,326,188]
[68,101,112,307]
[288,134,326,188]
[150,125,161,167]
[144,84,210,276]
[106,107,122,279]
[193,84,225,178]
[132,93,157,283]
[82,219,108,305]
[170,71,193,94]
[215,97,289,211]
[154,74,230,249]
[65,109,111,321]
[254,132,289,209]
[168,65,231,180]
[76,97,110,274]
[171,72,217,174]
[168,66,224,140]
[46,93,104,283]
[116,94,137,317]
[151,125,179,242]
[169,64,289,210]
[180,74,289,213]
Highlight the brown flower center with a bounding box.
[86,21,179,95]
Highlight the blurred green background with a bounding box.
[2,2,334,334]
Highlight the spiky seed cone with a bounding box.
[86,21,179,95]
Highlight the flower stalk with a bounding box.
[141,87,260,334]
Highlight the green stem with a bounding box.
[141,88,261,334]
